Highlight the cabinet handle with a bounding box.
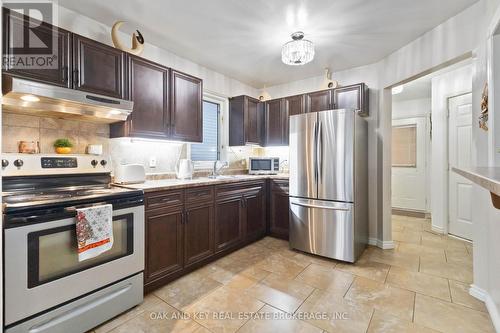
[185,211,190,223]
[73,69,79,86]
[61,66,68,83]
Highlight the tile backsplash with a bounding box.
[2,112,110,154]
[2,112,268,175]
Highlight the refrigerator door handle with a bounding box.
[317,121,323,181]
[313,120,319,185]
[290,201,350,211]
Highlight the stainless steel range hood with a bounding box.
[2,76,133,123]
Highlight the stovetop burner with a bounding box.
[2,186,142,209]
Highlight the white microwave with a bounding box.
[249,157,279,175]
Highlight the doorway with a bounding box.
[390,61,473,241]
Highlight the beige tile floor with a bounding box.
[90,215,495,333]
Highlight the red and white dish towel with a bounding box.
[76,204,113,262]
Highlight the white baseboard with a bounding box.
[469,284,487,301]
[431,224,445,234]
[368,238,395,250]
[470,285,500,332]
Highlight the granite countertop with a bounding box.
[452,167,500,197]
[115,174,289,192]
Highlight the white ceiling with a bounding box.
[58,0,479,88]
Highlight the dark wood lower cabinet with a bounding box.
[214,195,243,253]
[144,180,271,292]
[244,186,266,241]
[270,180,290,239]
[144,207,183,288]
[184,203,214,268]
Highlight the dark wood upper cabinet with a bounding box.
[2,9,71,87]
[229,95,263,146]
[111,56,169,139]
[305,89,332,113]
[73,34,126,99]
[333,83,369,117]
[270,180,290,240]
[265,99,286,146]
[282,94,305,145]
[144,207,184,286]
[169,70,203,143]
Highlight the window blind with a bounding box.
[191,100,219,161]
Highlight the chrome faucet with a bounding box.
[208,160,229,178]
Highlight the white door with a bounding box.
[448,93,473,240]
[392,117,427,211]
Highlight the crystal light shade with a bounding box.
[281,32,315,66]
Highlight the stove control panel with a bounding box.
[41,157,78,168]
[1,154,112,176]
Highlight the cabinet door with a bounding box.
[170,70,203,142]
[184,203,214,268]
[244,185,266,241]
[125,56,169,138]
[270,181,290,240]
[245,97,262,145]
[214,196,243,253]
[73,35,126,99]
[265,99,284,146]
[333,83,368,116]
[3,9,71,87]
[283,94,305,145]
[305,90,332,113]
[145,208,183,284]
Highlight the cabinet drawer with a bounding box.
[186,186,214,205]
[146,190,184,210]
[216,181,265,199]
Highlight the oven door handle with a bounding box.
[27,283,133,333]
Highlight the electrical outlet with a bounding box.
[149,157,157,168]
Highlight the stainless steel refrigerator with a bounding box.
[289,109,368,263]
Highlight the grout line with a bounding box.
[447,279,453,303]
[293,286,315,315]
[343,278,356,299]
[384,265,392,284]
[365,309,376,333]
[412,291,416,322]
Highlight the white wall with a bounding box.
[392,98,431,213]
[392,98,431,119]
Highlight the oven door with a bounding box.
[4,201,144,326]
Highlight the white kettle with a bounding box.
[175,159,194,179]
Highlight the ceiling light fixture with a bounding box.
[281,31,315,66]
[20,94,40,102]
[392,85,404,95]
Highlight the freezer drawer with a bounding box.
[289,197,355,262]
